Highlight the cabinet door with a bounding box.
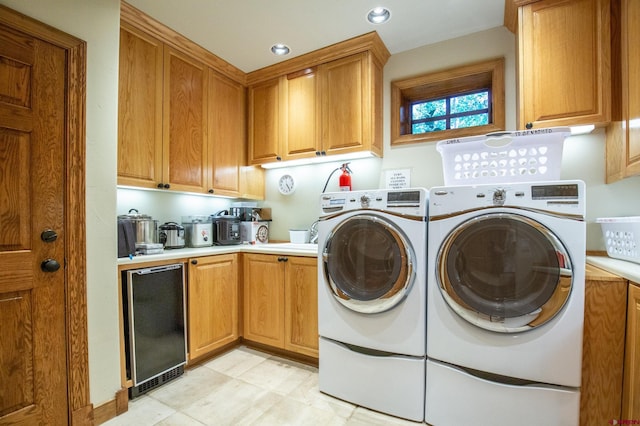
[623,283,640,419]
[623,0,640,175]
[248,77,283,164]
[518,0,610,129]
[284,256,318,357]
[580,265,627,424]
[117,24,163,188]
[243,254,285,347]
[320,53,367,154]
[208,69,244,196]
[163,46,208,193]
[187,254,239,361]
[285,68,320,160]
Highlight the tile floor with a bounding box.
[103,346,421,426]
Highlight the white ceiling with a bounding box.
[125,0,506,73]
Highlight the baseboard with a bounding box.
[92,387,128,425]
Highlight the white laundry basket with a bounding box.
[436,127,571,185]
[597,217,640,264]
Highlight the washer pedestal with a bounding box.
[319,338,425,422]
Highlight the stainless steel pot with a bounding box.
[118,209,158,244]
[158,222,185,249]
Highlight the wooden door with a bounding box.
[117,23,163,189]
[243,254,284,347]
[284,256,318,357]
[248,77,283,164]
[208,69,244,196]
[623,283,640,419]
[187,254,239,361]
[285,68,320,160]
[0,24,68,425]
[320,53,366,154]
[518,0,611,129]
[163,46,208,193]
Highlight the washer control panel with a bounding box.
[320,188,428,217]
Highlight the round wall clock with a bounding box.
[278,174,296,195]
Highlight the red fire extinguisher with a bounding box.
[339,163,352,191]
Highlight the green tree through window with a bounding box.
[411,90,490,134]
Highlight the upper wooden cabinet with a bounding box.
[118,2,263,198]
[118,26,208,192]
[606,0,640,182]
[163,46,209,193]
[246,32,389,166]
[516,0,611,129]
[117,23,163,189]
[208,70,245,196]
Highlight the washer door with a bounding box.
[437,213,572,333]
[323,214,415,314]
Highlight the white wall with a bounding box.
[0,0,122,406]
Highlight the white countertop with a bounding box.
[117,243,319,266]
[586,255,640,283]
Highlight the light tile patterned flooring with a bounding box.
[103,346,420,426]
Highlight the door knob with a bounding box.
[41,259,61,273]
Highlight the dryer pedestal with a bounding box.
[319,338,425,422]
[425,359,580,426]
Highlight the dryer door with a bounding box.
[437,213,572,333]
[322,214,415,314]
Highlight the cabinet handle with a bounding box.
[191,259,198,265]
[208,189,214,194]
[525,122,533,130]
[157,183,164,189]
[320,151,326,156]
[163,183,170,189]
[315,151,321,156]
[277,256,288,262]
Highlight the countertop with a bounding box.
[586,255,640,284]
[117,242,319,267]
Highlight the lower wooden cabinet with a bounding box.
[243,254,318,358]
[187,254,239,361]
[622,282,640,419]
[581,265,627,425]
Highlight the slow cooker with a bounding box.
[158,222,185,249]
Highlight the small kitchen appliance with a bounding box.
[158,222,185,249]
[118,208,158,245]
[181,216,213,248]
[211,210,241,245]
[240,221,270,245]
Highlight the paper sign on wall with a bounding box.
[385,169,411,189]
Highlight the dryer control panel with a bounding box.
[320,188,428,218]
[429,180,585,218]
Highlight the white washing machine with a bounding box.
[317,188,428,422]
[425,180,586,426]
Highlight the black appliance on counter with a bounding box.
[211,210,241,245]
[122,263,186,398]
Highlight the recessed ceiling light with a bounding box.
[271,43,291,56]
[367,7,391,25]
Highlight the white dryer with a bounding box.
[317,188,428,422]
[425,180,586,426]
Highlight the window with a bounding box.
[391,58,505,145]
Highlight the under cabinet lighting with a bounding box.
[569,125,595,135]
[261,151,376,169]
